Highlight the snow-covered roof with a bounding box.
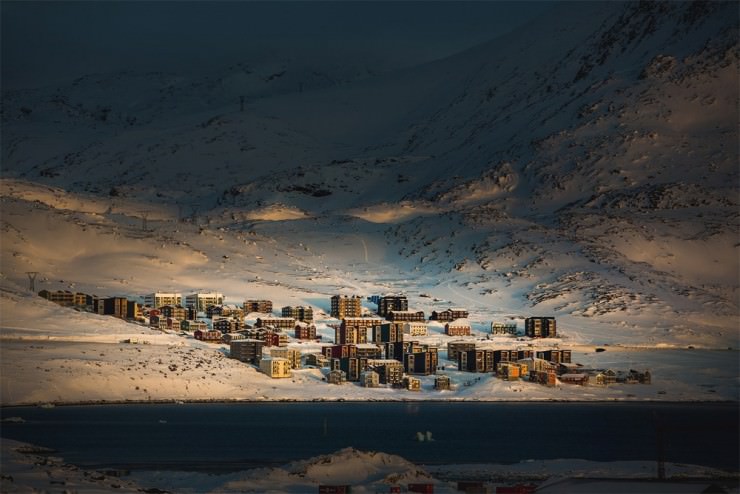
[446,318,471,326]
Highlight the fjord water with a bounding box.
[1,402,738,472]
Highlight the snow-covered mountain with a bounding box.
[1,1,738,347]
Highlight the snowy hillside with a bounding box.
[1,0,738,349]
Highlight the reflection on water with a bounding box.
[1,402,737,472]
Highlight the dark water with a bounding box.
[1,402,738,472]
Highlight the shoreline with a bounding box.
[2,397,738,409]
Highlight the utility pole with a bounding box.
[26,272,38,292]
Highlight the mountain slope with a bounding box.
[1,1,737,347]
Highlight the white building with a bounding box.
[144,292,182,308]
[403,322,428,336]
[185,292,224,311]
[259,357,292,378]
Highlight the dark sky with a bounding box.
[2,1,554,90]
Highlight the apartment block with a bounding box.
[185,292,224,312]
[525,317,557,338]
[377,295,408,317]
[430,308,469,321]
[269,348,302,369]
[255,317,295,330]
[330,295,362,318]
[447,341,476,362]
[387,310,425,322]
[243,299,273,314]
[260,357,292,378]
[144,292,182,308]
[281,305,314,323]
[294,323,317,340]
[229,339,264,364]
[445,319,472,336]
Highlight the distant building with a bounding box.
[327,369,346,385]
[383,341,405,361]
[323,344,357,360]
[185,292,223,312]
[305,353,329,367]
[517,357,555,374]
[536,349,571,364]
[525,317,557,338]
[387,310,425,322]
[255,317,295,330]
[491,322,518,335]
[126,300,141,320]
[404,343,438,375]
[378,295,408,317]
[335,323,366,345]
[38,290,84,307]
[360,370,380,388]
[330,295,362,319]
[371,322,404,344]
[459,349,496,373]
[594,369,618,385]
[403,376,421,391]
[367,359,404,385]
[222,332,247,344]
[445,319,472,336]
[160,305,188,321]
[497,362,524,380]
[229,339,263,364]
[194,329,223,342]
[144,293,182,308]
[260,357,292,378]
[182,320,207,332]
[559,373,588,385]
[431,308,468,321]
[403,322,428,337]
[355,343,382,360]
[294,323,317,340]
[103,297,128,319]
[337,317,384,344]
[165,317,183,330]
[261,331,288,347]
[281,305,314,323]
[531,368,558,386]
[244,299,273,314]
[213,317,239,333]
[447,341,476,362]
[434,374,452,390]
[331,357,364,381]
[207,304,244,321]
[269,348,302,369]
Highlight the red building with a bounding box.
[323,344,357,359]
[445,320,471,336]
[408,484,434,494]
[194,329,222,342]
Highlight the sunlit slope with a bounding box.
[1,1,737,346]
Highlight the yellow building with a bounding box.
[269,348,302,369]
[259,357,292,378]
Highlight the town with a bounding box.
[36,289,651,392]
